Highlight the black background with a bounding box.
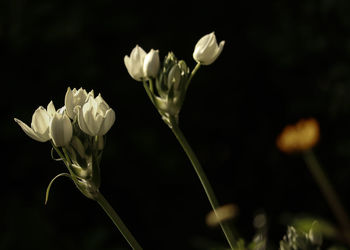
[3,0,350,249]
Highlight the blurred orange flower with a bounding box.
[276,118,320,154]
[205,204,239,227]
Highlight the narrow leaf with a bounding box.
[45,173,71,205]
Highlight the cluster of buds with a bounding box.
[14,87,115,200]
[124,32,225,127]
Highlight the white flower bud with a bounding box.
[124,45,147,81]
[76,94,115,136]
[143,49,160,78]
[193,32,225,65]
[167,63,182,91]
[14,101,56,142]
[50,112,73,147]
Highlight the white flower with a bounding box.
[50,112,73,147]
[65,87,93,119]
[14,101,56,142]
[76,94,115,136]
[193,32,225,65]
[143,49,160,78]
[124,45,147,81]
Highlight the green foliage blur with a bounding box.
[2,0,350,249]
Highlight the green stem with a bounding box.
[185,63,201,91]
[170,119,235,249]
[96,192,143,250]
[143,81,155,106]
[303,150,350,243]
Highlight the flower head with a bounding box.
[14,101,56,142]
[276,118,320,154]
[193,32,225,65]
[76,94,115,136]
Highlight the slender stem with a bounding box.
[143,81,155,106]
[96,192,143,250]
[185,63,201,91]
[303,150,350,243]
[170,120,235,249]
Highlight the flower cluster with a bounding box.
[124,32,225,127]
[14,87,115,200]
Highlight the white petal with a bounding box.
[50,113,73,147]
[87,90,94,99]
[91,114,104,136]
[14,118,48,142]
[143,49,160,78]
[31,107,50,137]
[98,108,115,135]
[84,109,101,136]
[125,45,146,81]
[124,55,132,73]
[76,106,91,136]
[195,32,215,55]
[95,94,109,114]
[82,98,102,136]
[65,87,74,118]
[47,101,56,117]
[76,87,90,106]
[57,106,66,114]
[204,40,225,65]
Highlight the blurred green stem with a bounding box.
[170,118,235,249]
[303,150,350,243]
[96,192,143,250]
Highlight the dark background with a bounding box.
[3,0,350,249]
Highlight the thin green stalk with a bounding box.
[96,192,143,250]
[143,81,155,106]
[170,119,235,249]
[303,150,350,243]
[185,63,201,91]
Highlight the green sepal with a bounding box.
[45,173,72,205]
